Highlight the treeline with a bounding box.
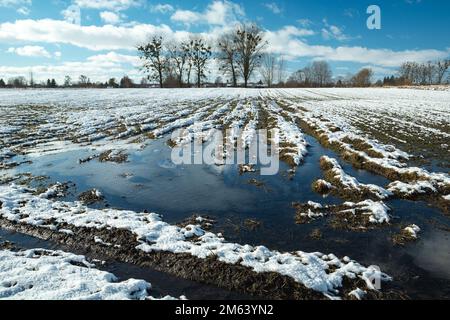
[286,62,377,88]
[386,60,450,86]
[0,75,151,89]
[286,59,449,88]
[137,23,267,88]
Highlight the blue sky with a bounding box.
[0,0,449,83]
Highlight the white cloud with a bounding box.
[74,0,141,11]
[0,19,448,68]
[100,11,122,24]
[17,6,30,15]
[266,28,450,67]
[321,19,355,41]
[7,45,51,58]
[150,3,174,14]
[297,19,312,27]
[0,51,141,83]
[264,2,282,15]
[0,0,31,7]
[61,5,81,25]
[171,0,244,26]
[0,0,31,15]
[87,51,140,66]
[0,19,175,51]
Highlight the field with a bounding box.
[0,87,449,300]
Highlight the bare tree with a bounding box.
[436,59,450,84]
[217,31,238,87]
[233,24,267,88]
[167,42,190,88]
[351,68,373,87]
[310,61,332,87]
[64,75,71,87]
[138,36,167,88]
[260,54,276,87]
[276,57,286,84]
[79,75,88,87]
[8,76,27,88]
[189,37,212,88]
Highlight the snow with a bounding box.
[387,180,436,196]
[302,109,449,194]
[0,184,391,298]
[321,156,392,199]
[266,101,308,165]
[307,201,323,209]
[0,248,180,300]
[348,288,367,300]
[356,200,391,224]
[403,224,421,238]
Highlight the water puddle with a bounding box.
[3,132,450,299]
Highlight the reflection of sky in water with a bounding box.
[409,230,450,280]
[4,134,450,298]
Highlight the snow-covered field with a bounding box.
[0,88,449,300]
[0,248,183,300]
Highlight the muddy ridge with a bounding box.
[0,217,405,300]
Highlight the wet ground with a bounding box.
[3,131,450,299]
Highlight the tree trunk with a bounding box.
[158,68,163,88]
[187,68,191,87]
[231,64,237,87]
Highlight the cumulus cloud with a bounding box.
[61,5,81,25]
[0,18,448,69]
[150,3,174,14]
[264,2,282,15]
[0,0,32,15]
[0,0,31,7]
[265,28,450,67]
[0,19,176,51]
[100,11,123,24]
[0,51,142,83]
[17,6,30,15]
[171,0,244,26]
[7,45,51,58]
[74,0,142,11]
[321,19,356,41]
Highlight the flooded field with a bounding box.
[0,88,449,300]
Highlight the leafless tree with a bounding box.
[260,54,276,87]
[276,57,286,84]
[436,59,450,84]
[188,37,212,88]
[233,24,267,88]
[167,42,190,88]
[217,31,238,87]
[351,68,373,87]
[310,61,332,87]
[137,36,167,88]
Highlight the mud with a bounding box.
[78,189,104,204]
[298,117,449,214]
[0,216,407,299]
[293,202,388,231]
[99,150,128,163]
[0,217,344,300]
[392,229,419,246]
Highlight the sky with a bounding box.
[0,0,449,84]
